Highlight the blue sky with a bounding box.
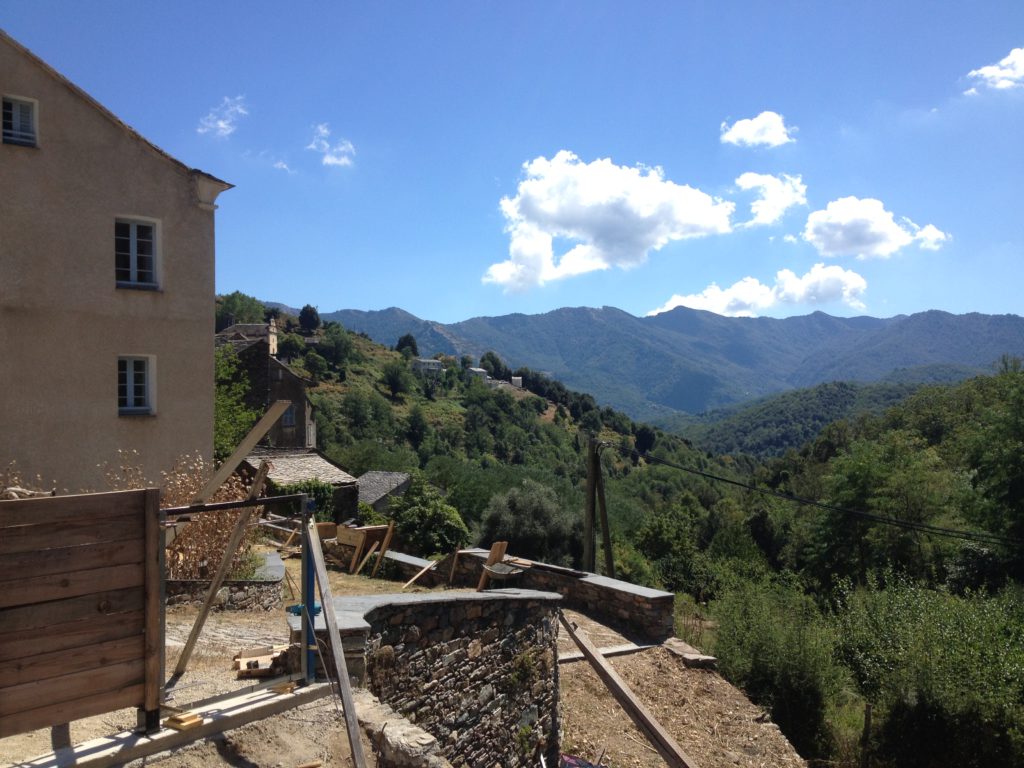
[5,3,1022,323]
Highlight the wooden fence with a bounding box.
[0,489,163,738]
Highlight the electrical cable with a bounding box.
[616,444,1019,548]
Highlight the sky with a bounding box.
[4,3,1023,323]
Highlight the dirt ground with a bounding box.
[3,557,806,768]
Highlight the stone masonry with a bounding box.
[292,590,562,767]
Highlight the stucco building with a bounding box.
[0,30,231,490]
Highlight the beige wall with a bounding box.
[0,34,228,491]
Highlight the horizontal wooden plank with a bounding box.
[15,683,333,765]
[0,633,144,688]
[0,514,142,555]
[0,657,144,717]
[335,527,367,547]
[0,489,151,528]
[0,563,144,610]
[0,682,144,739]
[0,611,144,662]
[0,587,143,634]
[0,538,143,581]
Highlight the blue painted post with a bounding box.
[300,494,316,683]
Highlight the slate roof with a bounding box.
[245,448,356,487]
[358,471,412,507]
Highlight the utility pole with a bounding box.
[583,436,616,578]
[583,437,597,572]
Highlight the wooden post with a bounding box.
[304,519,368,767]
[369,520,395,578]
[172,463,269,678]
[559,612,699,768]
[353,541,380,576]
[596,458,615,579]
[583,438,597,573]
[141,488,163,732]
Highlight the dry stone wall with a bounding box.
[444,549,675,641]
[300,590,562,767]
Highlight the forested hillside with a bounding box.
[312,304,1024,423]
[217,293,1024,768]
[682,380,922,458]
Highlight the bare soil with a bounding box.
[3,557,806,768]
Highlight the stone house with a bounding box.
[0,30,231,490]
[411,357,443,377]
[218,335,316,450]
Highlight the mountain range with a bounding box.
[277,304,1024,425]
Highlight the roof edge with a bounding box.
[0,28,232,189]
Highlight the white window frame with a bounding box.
[115,218,160,288]
[2,94,37,147]
[118,356,156,415]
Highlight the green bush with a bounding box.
[388,472,469,557]
[271,478,336,522]
[836,578,1024,767]
[712,576,843,759]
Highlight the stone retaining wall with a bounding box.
[165,551,284,611]
[293,590,561,767]
[165,580,282,611]
[320,542,674,642]
[443,549,675,641]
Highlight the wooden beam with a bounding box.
[18,683,334,768]
[353,541,379,576]
[304,519,367,767]
[172,463,269,677]
[402,560,437,590]
[193,401,290,503]
[558,612,700,768]
[142,487,163,719]
[369,521,395,578]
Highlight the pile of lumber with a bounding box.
[233,644,290,679]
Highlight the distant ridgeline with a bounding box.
[310,305,1024,424]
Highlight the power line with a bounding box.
[617,445,1018,548]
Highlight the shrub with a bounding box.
[712,576,843,759]
[271,478,336,522]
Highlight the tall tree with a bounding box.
[396,333,418,358]
[381,359,413,399]
[214,346,259,459]
[215,291,264,331]
[299,304,321,334]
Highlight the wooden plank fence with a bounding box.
[0,489,163,738]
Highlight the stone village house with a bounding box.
[0,30,231,491]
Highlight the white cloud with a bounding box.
[735,172,807,226]
[306,123,356,167]
[774,263,867,309]
[803,196,949,259]
[720,111,796,148]
[484,150,734,291]
[197,95,248,137]
[966,47,1024,92]
[647,263,867,318]
[783,234,798,243]
[915,223,949,251]
[273,161,296,174]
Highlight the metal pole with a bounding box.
[300,494,316,683]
